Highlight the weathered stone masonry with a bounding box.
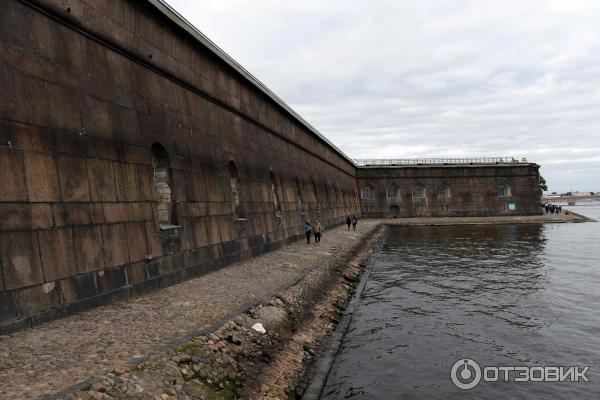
[0,0,541,333]
[357,163,541,218]
[0,0,361,333]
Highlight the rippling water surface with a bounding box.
[321,204,600,399]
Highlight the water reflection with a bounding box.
[321,223,600,400]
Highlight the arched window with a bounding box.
[498,183,511,197]
[436,183,451,199]
[389,204,400,216]
[152,143,177,226]
[387,184,399,199]
[229,161,244,218]
[412,184,426,199]
[270,171,281,212]
[362,185,375,199]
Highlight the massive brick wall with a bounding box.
[0,0,360,332]
[357,164,541,218]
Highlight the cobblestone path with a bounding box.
[0,221,379,399]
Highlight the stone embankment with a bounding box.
[384,211,594,225]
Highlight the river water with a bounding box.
[320,203,600,399]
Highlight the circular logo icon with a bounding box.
[451,358,481,389]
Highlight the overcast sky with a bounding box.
[167,0,600,193]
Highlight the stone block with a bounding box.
[122,144,149,164]
[18,283,61,317]
[0,147,26,201]
[96,267,128,294]
[81,95,114,139]
[31,9,63,63]
[0,1,33,49]
[193,218,209,248]
[131,202,153,221]
[103,202,132,223]
[91,203,105,224]
[137,164,154,200]
[114,106,142,145]
[0,203,52,231]
[0,291,20,324]
[30,204,53,229]
[23,151,61,202]
[0,67,16,121]
[87,158,117,201]
[219,215,234,242]
[38,228,77,281]
[52,203,94,227]
[207,216,222,245]
[47,82,82,133]
[2,121,53,154]
[144,221,164,259]
[114,161,140,201]
[73,226,105,273]
[57,156,91,201]
[101,223,129,267]
[12,72,50,127]
[126,262,146,285]
[59,273,97,304]
[125,222,147,262]
[0,231,43,290]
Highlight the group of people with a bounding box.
[544,202,562,214]
[304,220,323,245]
[345,215,358,231]
[303,215,359,246]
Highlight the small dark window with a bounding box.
[498,183,511,197]
[412,184,426,199]
[387,185,399,198]
[362,185,375,199]
[436,183,451,198]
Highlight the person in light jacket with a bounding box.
[314,220,322,245]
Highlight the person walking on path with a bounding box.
[314,220,322,245]
[345,215,352,230]
[304,221,313,244]
[352,215,358,231]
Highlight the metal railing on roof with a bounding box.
[354,157,525,166]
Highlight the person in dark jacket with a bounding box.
[304,222,313,244]
[352,215,358,231]
[345,216,352,230]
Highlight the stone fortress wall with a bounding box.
[0,0,541,333]
[357,163,542,218]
